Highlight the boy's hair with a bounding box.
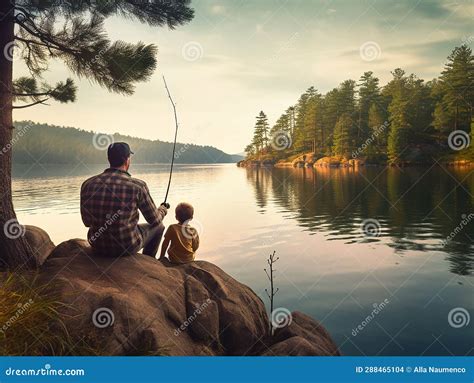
[176,202,194,223]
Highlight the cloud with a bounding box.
[13,0,473,153]
[210,4,226,15]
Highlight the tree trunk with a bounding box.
[0,0,36,270]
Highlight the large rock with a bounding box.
[263,312,340,356]
[32,228,339,356]
[24,225,55,266]
[291,152,321,168]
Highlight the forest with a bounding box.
[11,121,240,164]
[245,45,474,165]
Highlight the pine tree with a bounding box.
[293,90,312,152]
[243,46,471,166]
[387,101,411,163]
[367,103,387,154]
[357,72,381,146]
[433,102,452,137]
[0,0,194,269]
[322,88,339,151]
[253,111,269,156]
[245,144,255,158]
[440,45,474,132]
[304,90,323,153]
[332,113,353,157]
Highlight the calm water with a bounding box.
[12,163,474,356]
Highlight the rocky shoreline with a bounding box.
[237,152,473,169]
[17,226,340,356]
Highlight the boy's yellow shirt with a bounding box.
[164,223,200,264]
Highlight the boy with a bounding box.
[159,202,199,264]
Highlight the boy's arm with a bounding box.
[159,237,170,260]
[192,233,200,252]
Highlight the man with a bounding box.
[80,142,168,257]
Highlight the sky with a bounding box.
[14,0,474,154]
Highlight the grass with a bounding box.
[0,272,73,356]
[0,272,169,356]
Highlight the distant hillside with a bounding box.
[12,121,243,164]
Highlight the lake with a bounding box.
[12,163,474,356]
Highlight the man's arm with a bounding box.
[80,182,92,228]
[138,182,167,225]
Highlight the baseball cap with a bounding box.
[107,142,134,165]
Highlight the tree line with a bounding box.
[245,45,474,164]
[11,121,238,165]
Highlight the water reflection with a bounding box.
[12,163,474,355]
[245,166,474,275]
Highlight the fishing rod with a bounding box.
[162,75,179,208]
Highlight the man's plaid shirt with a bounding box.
[80,168,167,255]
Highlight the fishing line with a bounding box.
[162,75,179,206]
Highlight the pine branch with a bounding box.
[16,16,83,56]
[13,98,49,109]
